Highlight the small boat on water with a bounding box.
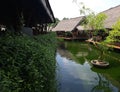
[91,60,109,68]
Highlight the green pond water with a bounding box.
[56,41,120,92]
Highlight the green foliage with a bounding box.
[94,13,107,30]
[78,2,107,37]
[0,32,57,92]
[78,2,92,16]
[106,19,120,43]
[85,13,107,34]
[85,13,96,30]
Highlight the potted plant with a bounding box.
[91,42,109,68]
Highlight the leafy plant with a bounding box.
[76,2,107,38]
[0,32,57,92]
[105,19,120,43]
[84,13,107,38]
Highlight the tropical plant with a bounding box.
[86,13,107,30]
[75,2,107,39]
[76,2,109,63]
[105,19,120,43]
[83,12,107,39]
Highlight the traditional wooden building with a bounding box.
[52,16,88,40]
[103,5,120,47]
[0,0,55,35]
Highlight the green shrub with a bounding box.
[106,19,120,43]
[0,32,57,92]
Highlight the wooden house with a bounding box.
[84,5,120,41]
[86,5,120,48]
[52,16,88,40]
[102,5,120,45]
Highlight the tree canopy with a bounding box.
[85,13,107,31]
[78,2,107,37]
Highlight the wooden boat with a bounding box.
[91,60,109,68]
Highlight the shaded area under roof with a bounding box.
[76,26,84,30]
[52,16,85,32]
[0,0,55,26]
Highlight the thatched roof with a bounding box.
[103,5,120,29]
[52,16,84,32]
[0,0,55,26]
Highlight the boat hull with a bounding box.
[91,60,109,68]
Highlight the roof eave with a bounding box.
[39,0,55,23]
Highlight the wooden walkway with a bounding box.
[86,39,120,50]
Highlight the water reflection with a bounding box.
[56,48,119,92]
[91,73,117,92]
[76,52,88,57]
